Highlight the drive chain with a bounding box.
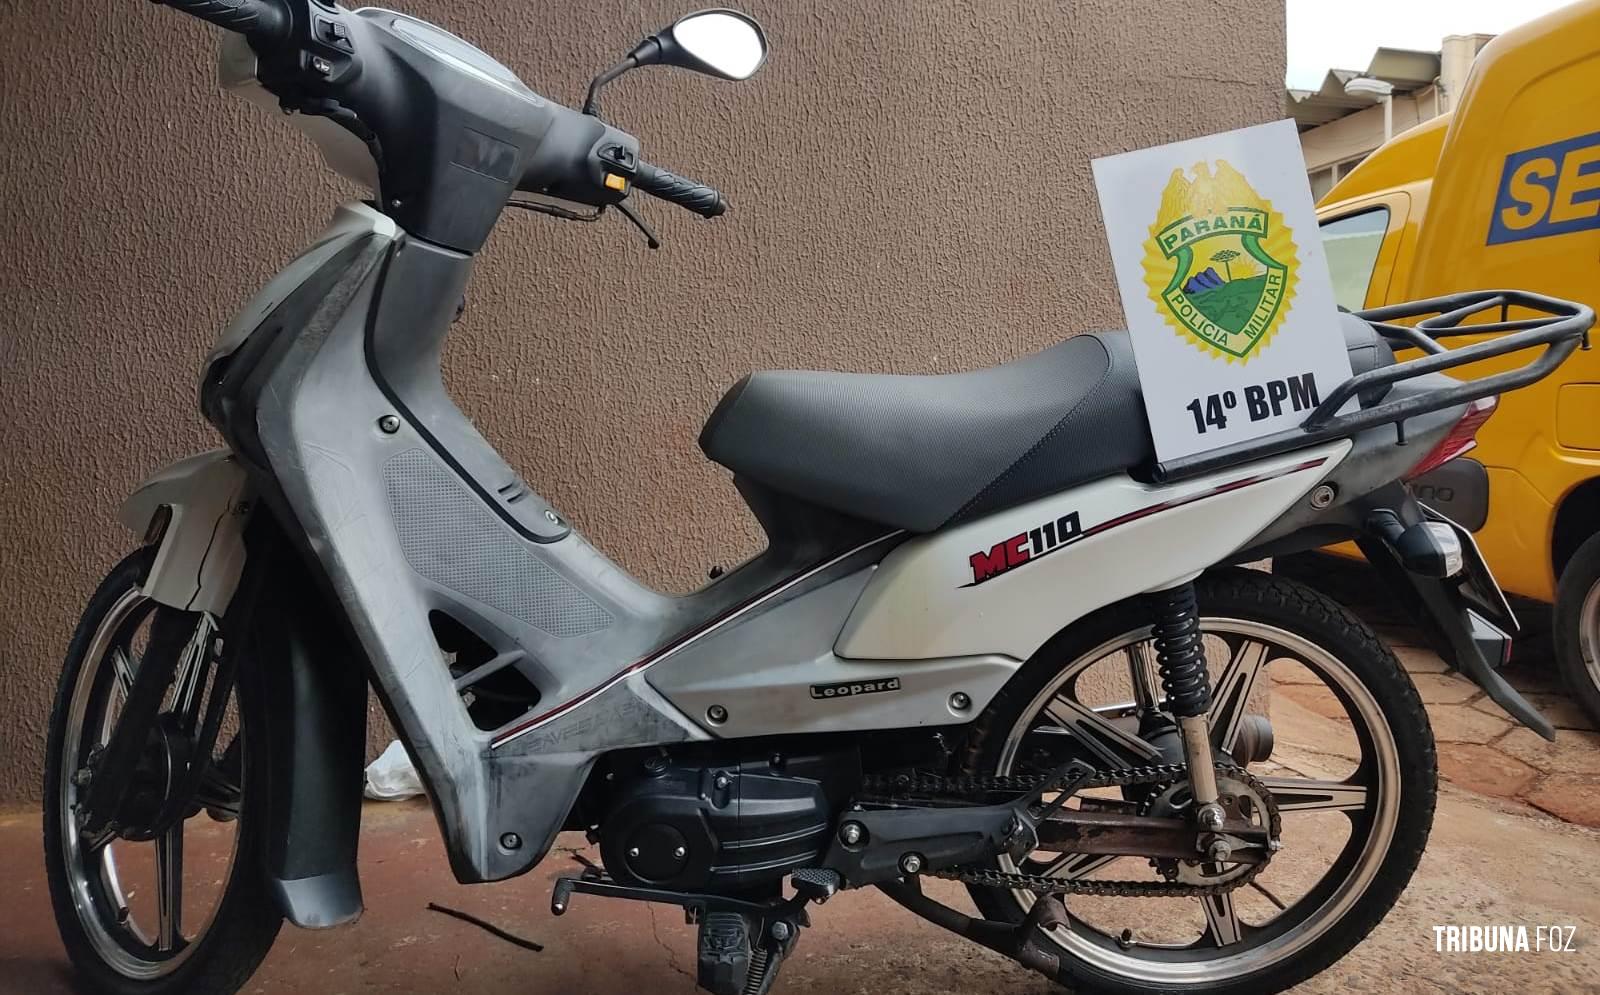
[858,763,1281,898]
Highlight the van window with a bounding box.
[1319,208,1390,310]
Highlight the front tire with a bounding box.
[43,548,282,995]
[1554,532,1600,727]
[960,567,1436,994]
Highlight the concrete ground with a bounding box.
[2,574,1597,994]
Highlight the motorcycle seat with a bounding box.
[699,331,1151,533]
[701,316,1392,534]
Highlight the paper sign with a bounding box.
[1091,119,1352,463]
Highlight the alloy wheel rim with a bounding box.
[993,618,1402,986]
[58,586,241,980]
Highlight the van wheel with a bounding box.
[1554,532,1600,727]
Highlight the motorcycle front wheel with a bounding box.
[43,547,281,995]
[961,567,1436,994]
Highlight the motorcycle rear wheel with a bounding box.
[43,547,281,995]
[961,567,1436,994]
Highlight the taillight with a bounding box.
[1404,395,1498,481]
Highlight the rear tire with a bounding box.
[960,567,1436,994]
[43,548,282,995]
[1553,532,1600,728]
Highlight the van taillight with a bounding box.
[1404,395,1498,481]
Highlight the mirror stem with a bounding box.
[582,57,636,117]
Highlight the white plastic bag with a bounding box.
[363,740,425,801]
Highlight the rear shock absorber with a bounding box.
[1145,582,1225,828]
[1148,584,1211,716]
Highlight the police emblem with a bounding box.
[1141,160,1298,362]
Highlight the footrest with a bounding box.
[789,867,841,901]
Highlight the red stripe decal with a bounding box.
[959,457,1328,588]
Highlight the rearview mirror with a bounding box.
[583,8,769,115]
[666,9,768,81]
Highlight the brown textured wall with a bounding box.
[0,0,1285,802]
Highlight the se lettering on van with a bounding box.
[1488,130,1600,245]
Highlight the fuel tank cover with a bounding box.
[1556,384,1600,450]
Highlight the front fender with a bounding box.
[118,449,251,615]
[230,516,370,930]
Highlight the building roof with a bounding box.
[1286,46,1440,129]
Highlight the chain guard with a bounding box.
[858,763,1281,899]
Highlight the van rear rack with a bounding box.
[1152,289,1593,483]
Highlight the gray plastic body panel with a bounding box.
[249,232,698,880]
[204,203,396,380]
[1411,458,1490,532]
[234,206,901,882]
[648,566,1020,737]
[1231,375,1473,557]
[365,237,571,543]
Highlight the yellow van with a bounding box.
[1313,0,1600,721]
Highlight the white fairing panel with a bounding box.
[835,441,1351,661]
[118,450,251,616]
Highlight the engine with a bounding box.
[598,751,858,894]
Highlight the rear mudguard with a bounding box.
[1349,485,1555,741]
[120,451,370,928]
[1356,530,1555,740]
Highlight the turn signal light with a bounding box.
[1404,395,1498,481]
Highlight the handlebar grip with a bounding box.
[633,161,727,218]
[156,0,291,42]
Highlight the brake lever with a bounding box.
[614,199,662,250]
[503,194,660,250]
[504,199,604,222]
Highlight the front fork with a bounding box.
[1142,584,1228,829]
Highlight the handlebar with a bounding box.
[157,0,290,42]
[148,0,733,246]
[633,161,727,218]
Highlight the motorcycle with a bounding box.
[43,2,1593,993]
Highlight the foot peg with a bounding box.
[789,867,840,903]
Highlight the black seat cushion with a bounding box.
[699,332,1153,533]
